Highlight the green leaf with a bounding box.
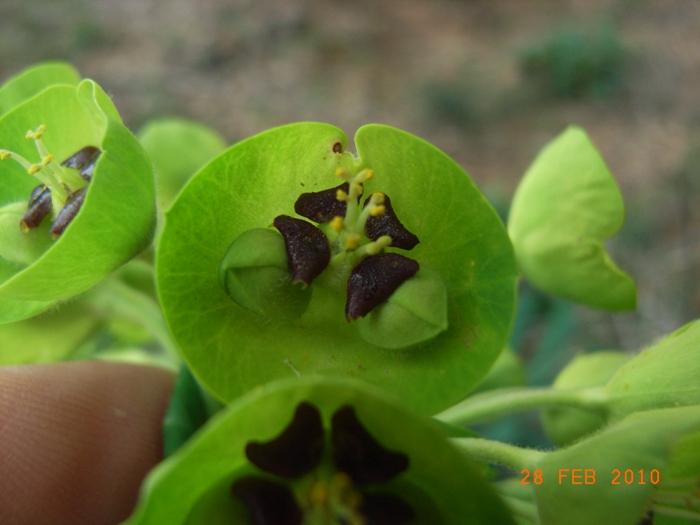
[533,405,700,525]
[0,299,99,365]
[138,117,227,211]
[156,123,518,414]
[604,319,700,420]
[125,376,516,525]
[163,365,214,458]
[0,80,156,322]
[0,62,80,117]
[508,127,636,311]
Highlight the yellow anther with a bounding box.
[335,167,353,182]
[41,154,54,167]
[27,163,42,175]
[309,481,329,506]
[333,472,353,491]
[0,150,10,160]
[345,235,361,250]
[336,189,348,202]
[330,215,344,232]
[26,125,46,140]
[369,205,385,217]
[350,182,364,198]
[370,192,385,205]
[365,235,392,256]
[354,169,373,183]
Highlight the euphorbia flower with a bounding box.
[0,63,156,322]
[124,377,516,525]
[157,123,518,414]
[220,165,431,341]
[232,402,413,524]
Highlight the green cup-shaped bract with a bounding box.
[0,298,98,365]
[0,76,156,323]
[219,228,312,320]
[0,62,80,117]
[124,376,516,525]
[156,123,518,414]
[604,318,700,420]
[0,201,52,266]
[508,126,636,311]
[356,265,448,349]
[533,405,700,525]
[542,351,631,446]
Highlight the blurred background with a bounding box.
[2,0,699,442]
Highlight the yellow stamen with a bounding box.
[330,215,344,232]
[0,150,10,160]
[27,163,43,175]
[370,192,385,205]
[350,183,364,199]
[364,235,392,256]
[355,169,374,183]
[345,235,361,250]
[336,189,348,202]
[333,472,353,491]
[369,205,385,217]
[309,481,329,506]
[41,154,54,167]
[335,167,353,182]
[25,124,46,140]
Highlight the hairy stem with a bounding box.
[450,437,545,472]
[434,386,609,426]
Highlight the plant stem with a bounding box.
[84,275,179,363]
[450,437,545,472]
[434,386,609,426]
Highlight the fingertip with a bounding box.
[0,361,175,525]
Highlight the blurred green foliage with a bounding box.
[520,24,625,99]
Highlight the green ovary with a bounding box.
[219,228,313,320]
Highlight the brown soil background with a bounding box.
[2,0,699,360]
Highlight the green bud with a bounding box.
[356,265,448,349]
[0,201,51,266]
[218,228,312,320]
[542,351,631,446]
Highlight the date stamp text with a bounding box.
[520,468,661,485]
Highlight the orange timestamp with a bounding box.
[520,468,661,485]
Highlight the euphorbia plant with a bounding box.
[0,62,155,323]
[156,122,519,414]
[1,62,700,525]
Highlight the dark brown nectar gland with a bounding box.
[294,182,352,224]
[345,253,419,322]
[273,215,332,287]
[0,125,101,238]
[274,167,423,322]
[231,402,414,525]
[364,193,419,250]
[20,185,52,233]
